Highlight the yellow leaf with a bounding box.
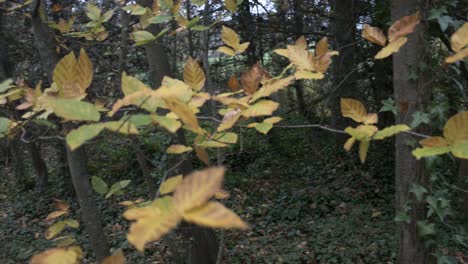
[173,167,225,212]
[237,42,250,54]
[240,63,265,95]
[340,98,368,123]
[315,37,329,57]
[121,72,151,96]
[373,124,410,140]
[449,23,468,52]
[412,146,452,160]
[102,250,126,264]
[124,197,181,252]
[344,137,356,151]
[295,36,308,50]
[241,100,279,118]
[53,199,70,212]
[159,175,183,195]
[345,125,378,140]
[183,57,205,91]
[264,116,283,124]
[214,189,230,199]
[294,70,324,80]
[166,144,193,154]
[375,37,408,59]
[195,146,210,165]
[359,140,370,163]
[183,201,248,230]
[285,44,315,71]
[53,49,93,99]
[30,246,83,264]
[362,24,387,46]
[445,47,468,64]
[251,76,295,102]
[221,26,240,50]
[419,136,449,147]
[163,97,202,134]
[451,142,468,159]
[45,219,79,240]
[443,111,468,145]
[363,113,378,125]
[217,109,242,132]
[152,115,182,133]
[45,211,67,221]
[224,0,237,12]
[217,46,236,56]
[388,11,421,43]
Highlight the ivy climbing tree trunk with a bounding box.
[392,1,431,263]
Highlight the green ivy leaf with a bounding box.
[106,180,132,199]
[91,176,108,195]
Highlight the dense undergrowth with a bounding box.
[0,114,464,263]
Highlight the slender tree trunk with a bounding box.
[130,136,157,198]
[11,138,25,190]
[292,0,308,118]
[329,0,357,130]
[28,142,48,191]
[66,145,110,261]
[392,1,431,263]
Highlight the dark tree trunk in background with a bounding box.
[292,0,308,119]
[66,146,110,261]
[0,7,11,81]
[11,138,25,190]
[28,142,48,191]
[392,1,431,263]
[56,141,73,195]
[130,136,157,198]
[329,0,357,130]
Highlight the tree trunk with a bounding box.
[130,136,157,198]
[329,0,357,130]
[292,0,308,119]
[10,138,25,190]
[66,145,110,261]
[392,1,431,263]
[28,142,48,192]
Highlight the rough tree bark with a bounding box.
[392,1,431,263]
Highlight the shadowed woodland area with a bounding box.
[0,0,467,263]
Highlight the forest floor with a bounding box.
[0,118,465,263]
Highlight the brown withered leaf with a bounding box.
[388,11,420,42]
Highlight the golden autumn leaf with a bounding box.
[183,202,248,230]
[217,108,242,132]
[446,23,468,64]
[217,46,236,56]
[163,97,202,134]
[166,144,193,154]
[359,140,370,163]
[315,37,329,57]
[173,167,225,212]
[443,111,468,145]
[388,11,420,43]
[340,98,368,123]
[294,70,324,80]
[344,137,357,151]
[224,0,237,12]
[214,189,230,199]
[419,136,449,147]
[221,26,240,50]
[102,250,126,264]
[124,197,181,252]
[373,124,410,140]
[375,37,408,59]
[242,100,279,118]
[195,146,210,165]
[251,76,295,102]
[183,57,205,91]
[159,175,183,195]
[30,246,83,264]
[295,36,308,50]
[53,49,93,99]
[362,24,387,46]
